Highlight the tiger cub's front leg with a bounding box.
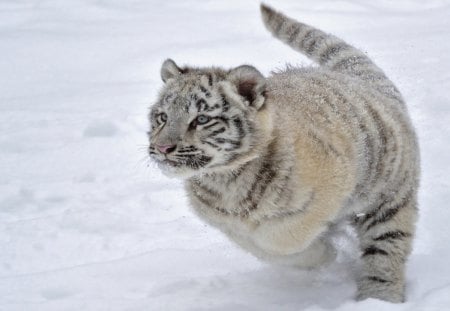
[251,191,344,268]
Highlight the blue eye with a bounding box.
[196,115,210,125]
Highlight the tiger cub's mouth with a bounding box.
[150,151,214,173]
[161,158,181,167]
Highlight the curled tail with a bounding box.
[260,4,401,99]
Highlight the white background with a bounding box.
[0,0,449,310]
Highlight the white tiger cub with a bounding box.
[148,4,419,303]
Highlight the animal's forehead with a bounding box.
[169,77,209,93]
[159,81,194,101]
[157,80,217,110]
[154,91,196,116]
[157,91,191,111]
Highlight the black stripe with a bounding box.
[224,142,241,151]
[317,82,358,133]
[232,117,245,139]
[274,175,293,206]
[178,146,197,152]
[206,103,221,112]
[203,121,220,130]
[196,99,207,112]
[239,142,277,213]
[356,170,411,226]
[212,116,229,126]
[332,55,371,72]
[206,74,213,86]
[300,29,315,51]
[356,194,389,226]
[190,93,198,101]
[190,179,220,201]
[200,86,211,98]
[220,93,230,112]
[201,139,221,150]
[214,138,241,150]
[366,276,390,283]
[305,34,326,55]
[268,186,312,220]
[209,127,226,137]
[192,190,229,216]
[288,25,301,43]
[355,209,376,226]
[366,104,389,181]
[366,190,412,231]
[320,43,348,63]
[175,154,197,159]
[360,122,377,186]
[362,246,388,257]
[373,231,411,241]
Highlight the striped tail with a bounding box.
[260,4,401,98]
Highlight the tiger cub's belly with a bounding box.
[196,204,309,258]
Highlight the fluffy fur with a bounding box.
[148,4,419,303]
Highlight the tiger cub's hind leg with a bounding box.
[353,189,417,303]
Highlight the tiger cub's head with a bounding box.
[148,59,271,178]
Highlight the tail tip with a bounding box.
[260,3,275,23]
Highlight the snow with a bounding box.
[1,0,449,310]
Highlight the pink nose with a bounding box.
[156,144,176,154]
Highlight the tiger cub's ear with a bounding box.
[228,65,266,110]
[161,59,182,83]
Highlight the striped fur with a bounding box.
[148,4,419,303]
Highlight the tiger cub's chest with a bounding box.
[186,173,305,235]
[188,178,260,225]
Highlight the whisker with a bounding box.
[132,156,152,175]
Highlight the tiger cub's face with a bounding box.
[148,59,267,178]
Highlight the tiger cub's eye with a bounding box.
[157,112,168,124]
[196,115,210,125]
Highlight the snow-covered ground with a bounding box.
[1,0,449,310]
